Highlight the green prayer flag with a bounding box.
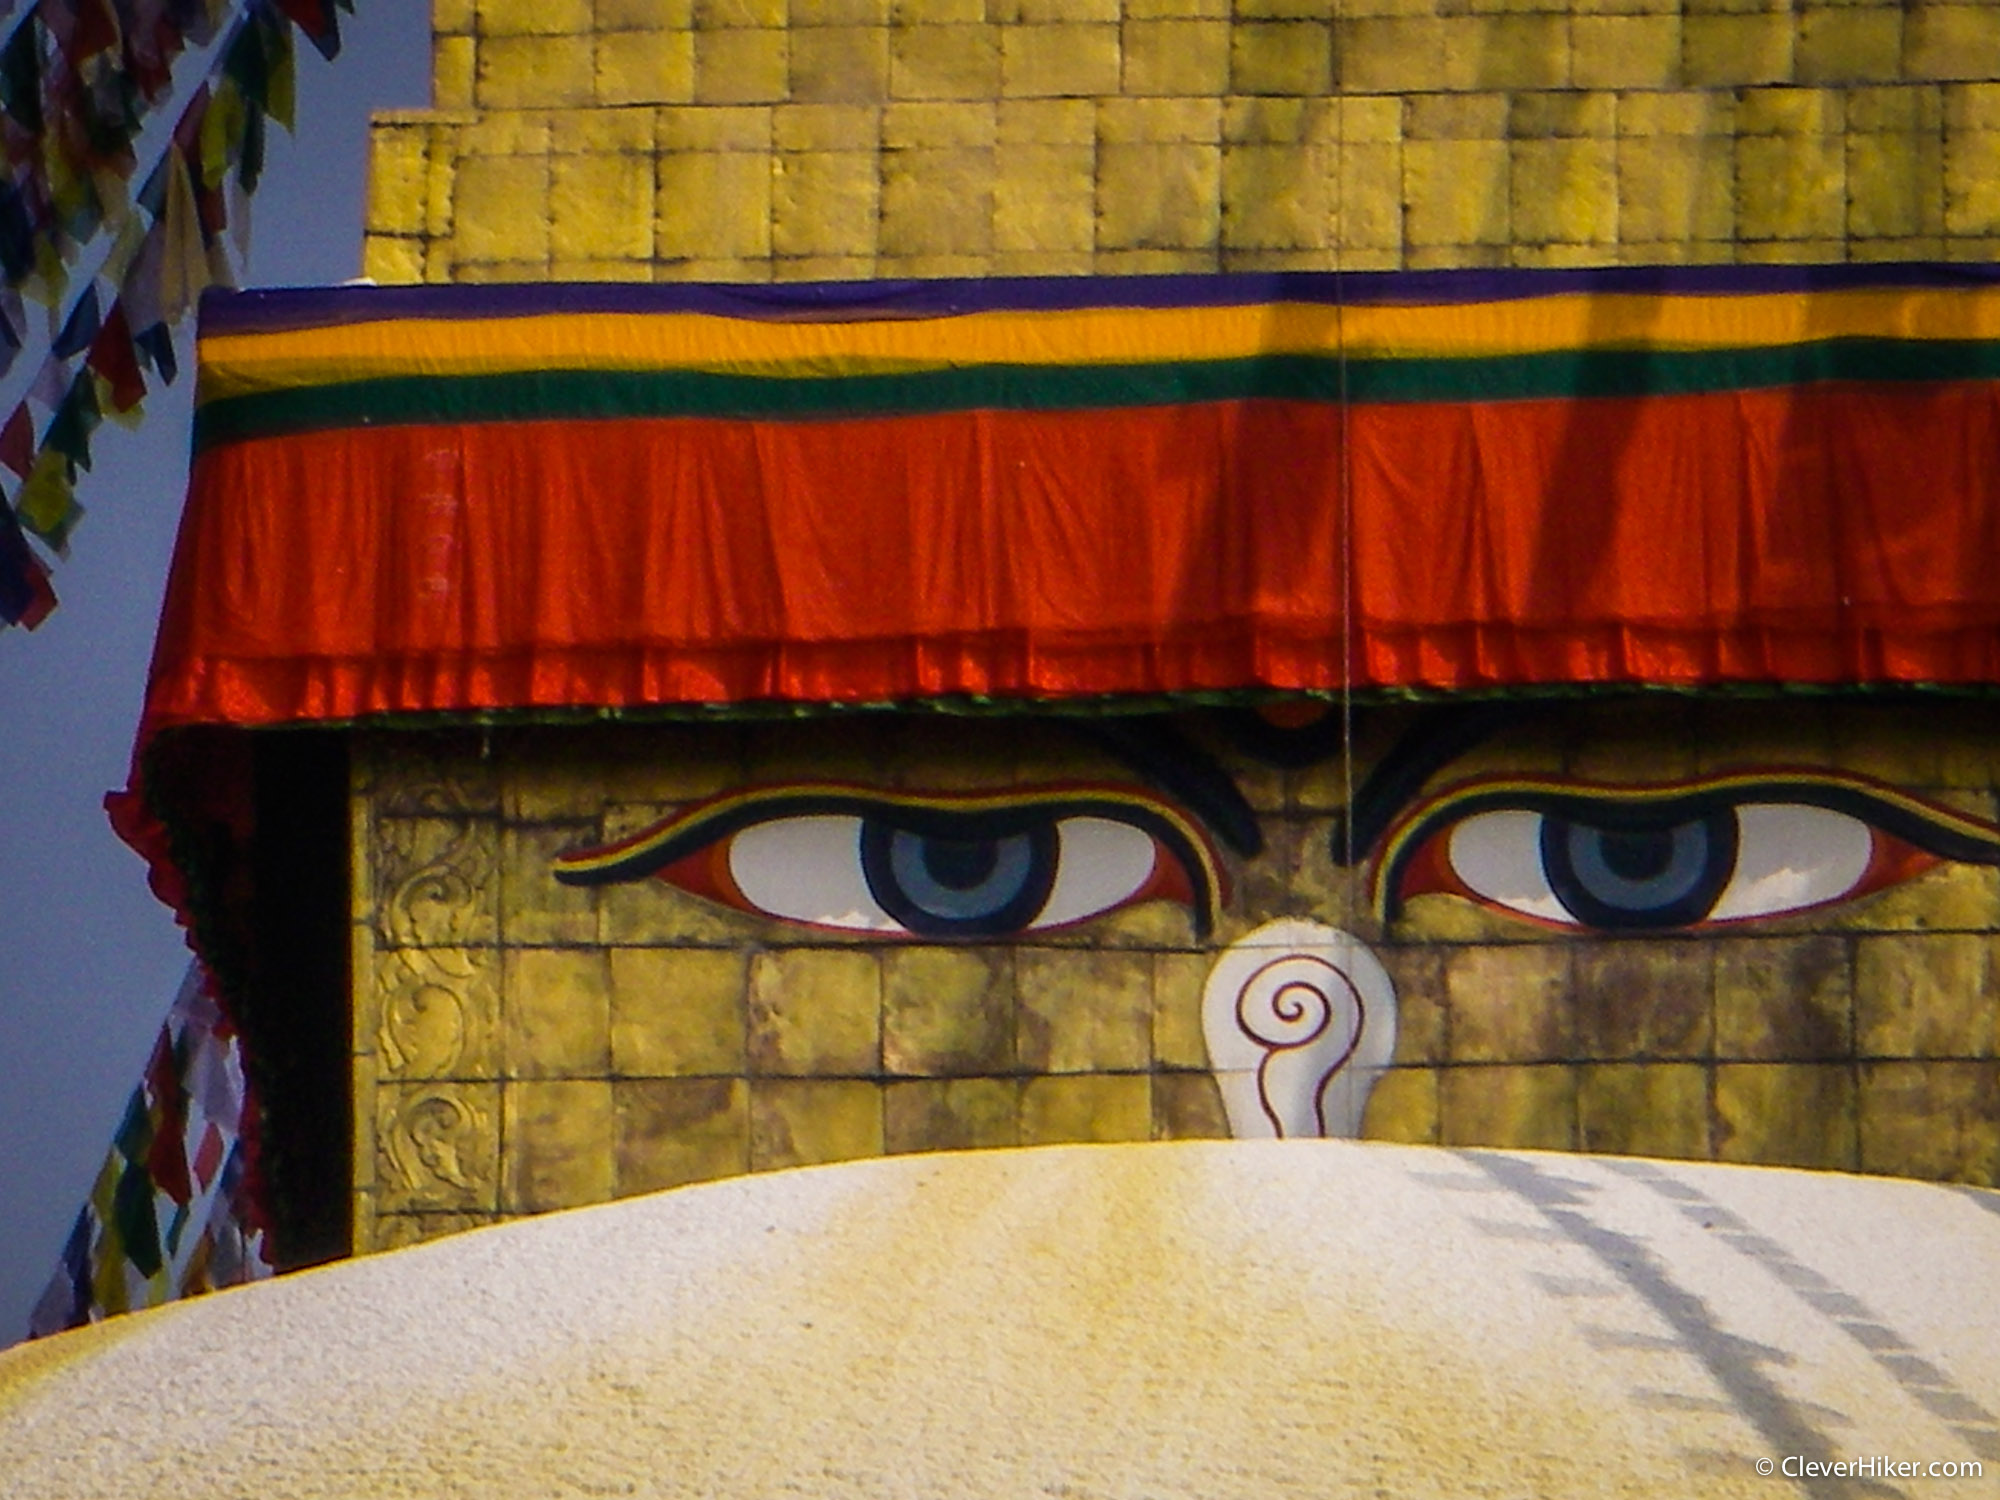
[45,372,103,473]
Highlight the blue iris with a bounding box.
[859,818,1058,937]
[1541,810,1738,930]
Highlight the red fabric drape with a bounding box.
[138,386,2000,740]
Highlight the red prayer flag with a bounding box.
[191,1121,224,1192]
[143,1028,193,1209]
[276,0,330,35]
[146,1119,193,1208]
[87,302,146,413]
[63,0,122,65]
[276,0,341,61]
[0,402,33,477]
[19,559,55,629]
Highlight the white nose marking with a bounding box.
[1201,919,1399,1139]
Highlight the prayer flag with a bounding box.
[45,368,103,471]
[14,447,80,551]
[0,401,35,475]
[88,300,147,412]
[51,284,101,359]
[0,502,55,628]
[134,320,178,384]
[25,964,271,1339]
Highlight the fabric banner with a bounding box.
[153,263,2000,736]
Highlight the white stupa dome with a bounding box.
[3,1141,1995,1497]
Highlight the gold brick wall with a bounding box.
[350,705,2000,1251]
[363,1,2000,284]
[1371,698,2000,1180]
[350,720,1239,1251]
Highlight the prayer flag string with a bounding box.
[0,0,354,631]
[27,960,271,1339]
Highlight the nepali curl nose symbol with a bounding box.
[1201,920,1398,1140]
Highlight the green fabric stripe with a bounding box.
[156,680,2000,750]
[194,339,2000,449]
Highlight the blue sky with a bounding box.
[0,5,434,1343]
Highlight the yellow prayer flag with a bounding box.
[201,77,244,193]
[15,449,82,552]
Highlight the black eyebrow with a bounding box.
[1075,705,1528,865]
[1067,718,1263,858]
[1330,703,1535,865]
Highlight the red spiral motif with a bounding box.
[1233,955,1365,1136]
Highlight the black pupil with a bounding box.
[1597,828,1675,883]
[919,838,999,891]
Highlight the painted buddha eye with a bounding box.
[554,784,1225,939]
[718,811,1164,937]
[1435,803,1876,930]
[1375,773,2000,933]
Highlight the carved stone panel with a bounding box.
[373,817,500,949]
[356,732,501,817]
[375,1082,501,1213]
[369,948,500,1082]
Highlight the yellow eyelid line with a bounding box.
[1369,768,2000,918]
[554,780,1230,917]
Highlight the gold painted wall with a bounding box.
[352,719,1240,1251]
[364,1,2000,285]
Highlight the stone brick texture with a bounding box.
[350,702,2000,1248]
[363,1,2000,284]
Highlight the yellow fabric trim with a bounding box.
[195,290,2000,404]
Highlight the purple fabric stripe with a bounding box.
[200,263,2000,335]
